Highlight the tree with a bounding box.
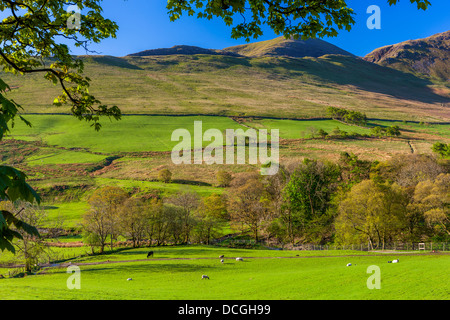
[335,180,408,248]
[0,0,119,253]
[119,197,148,248]
[228,173,269,241]
[318,129,328,139]
[412,174,449,239]
[167,0,431,42]
[216,170,233,187]
[193,194,228,244]
[373,154,445,188]
[146,198,171,246]
[167,190,200,243]
[158,169,173,183]
[0,168,40,253]
[83,186,128,252]
[0,200,49,272]
[282,159,340,243]
[338,152,372,188]
[432,142,450,159]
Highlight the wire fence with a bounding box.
[213,239,450,252]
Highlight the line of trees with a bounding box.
[327,107,368,126]
[82,186,229,253]
[305,125,401,140]
[81,153,449,251]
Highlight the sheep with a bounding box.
[219,255,224,259]
[127,278,133,281]
[220,259,224,264]
[236,257,243,262]
[346,263,352,267]
[392,259,399,263]
[201,275,210,280]
[147,251,154,258]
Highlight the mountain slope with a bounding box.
[223,36,354,58]
[364,31,450,82]
[128,45,241,57]
[3,52,448,122]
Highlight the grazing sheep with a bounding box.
[220,259,224,264]
[127,278,133,281]
[392,259,399,263]
[219,255,224,259]
[147,251,154,258]
[201,275,210,280]
[346,263,352,267]
[236,257,243,261]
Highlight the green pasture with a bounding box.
[25,149,107,166]
[6,115,245,153]
[0,246,448,300]
[243,118,373,140]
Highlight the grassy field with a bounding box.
[7,115,245,153]
[2,54,449,122]
[0,246,448,300]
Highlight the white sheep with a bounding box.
[220,259,224,264]
[127,278,133,281]
[236,257,243,261]
[392,259,399,263]
[201,275,210,280]
[346,263,352,267]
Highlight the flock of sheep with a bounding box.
[125,251,401,281]
[346,258,399,267]
[125,252,245,281]
[202,255,244,280]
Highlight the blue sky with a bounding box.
[73,0,450,57]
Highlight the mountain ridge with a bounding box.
[127,36,355,59]
[364,30,450,82]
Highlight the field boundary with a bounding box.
[3,251,448,270]
[18,113,450,125]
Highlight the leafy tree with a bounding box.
[119,197,148,248]
[193,194,228,244]
[283,159,339,234]
[338,152,372,188]
[327,107,367,126]
[83,186,128,252]
[318,128,328,139]
[386,125,401,137]
[0,200,48,272]
[228,173,269,241]
[335,180,409,248]
[146,198,171,246]
[167,0,431,41]
[167,190,200,243]
[372,154,446,187]
[0,0,119,253]
[431,142,450,159]
[0,167,40,252]
[216,170,233,187]
[158,169,173,183]
[411,174,449,239]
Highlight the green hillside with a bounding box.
[365,31,450,83]
[2,52,449,122]
[223,36,354,58]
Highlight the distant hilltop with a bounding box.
[222,36,354,58]
[364,30,450,82]
[127,45,241,57]
[127,36,354,59]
